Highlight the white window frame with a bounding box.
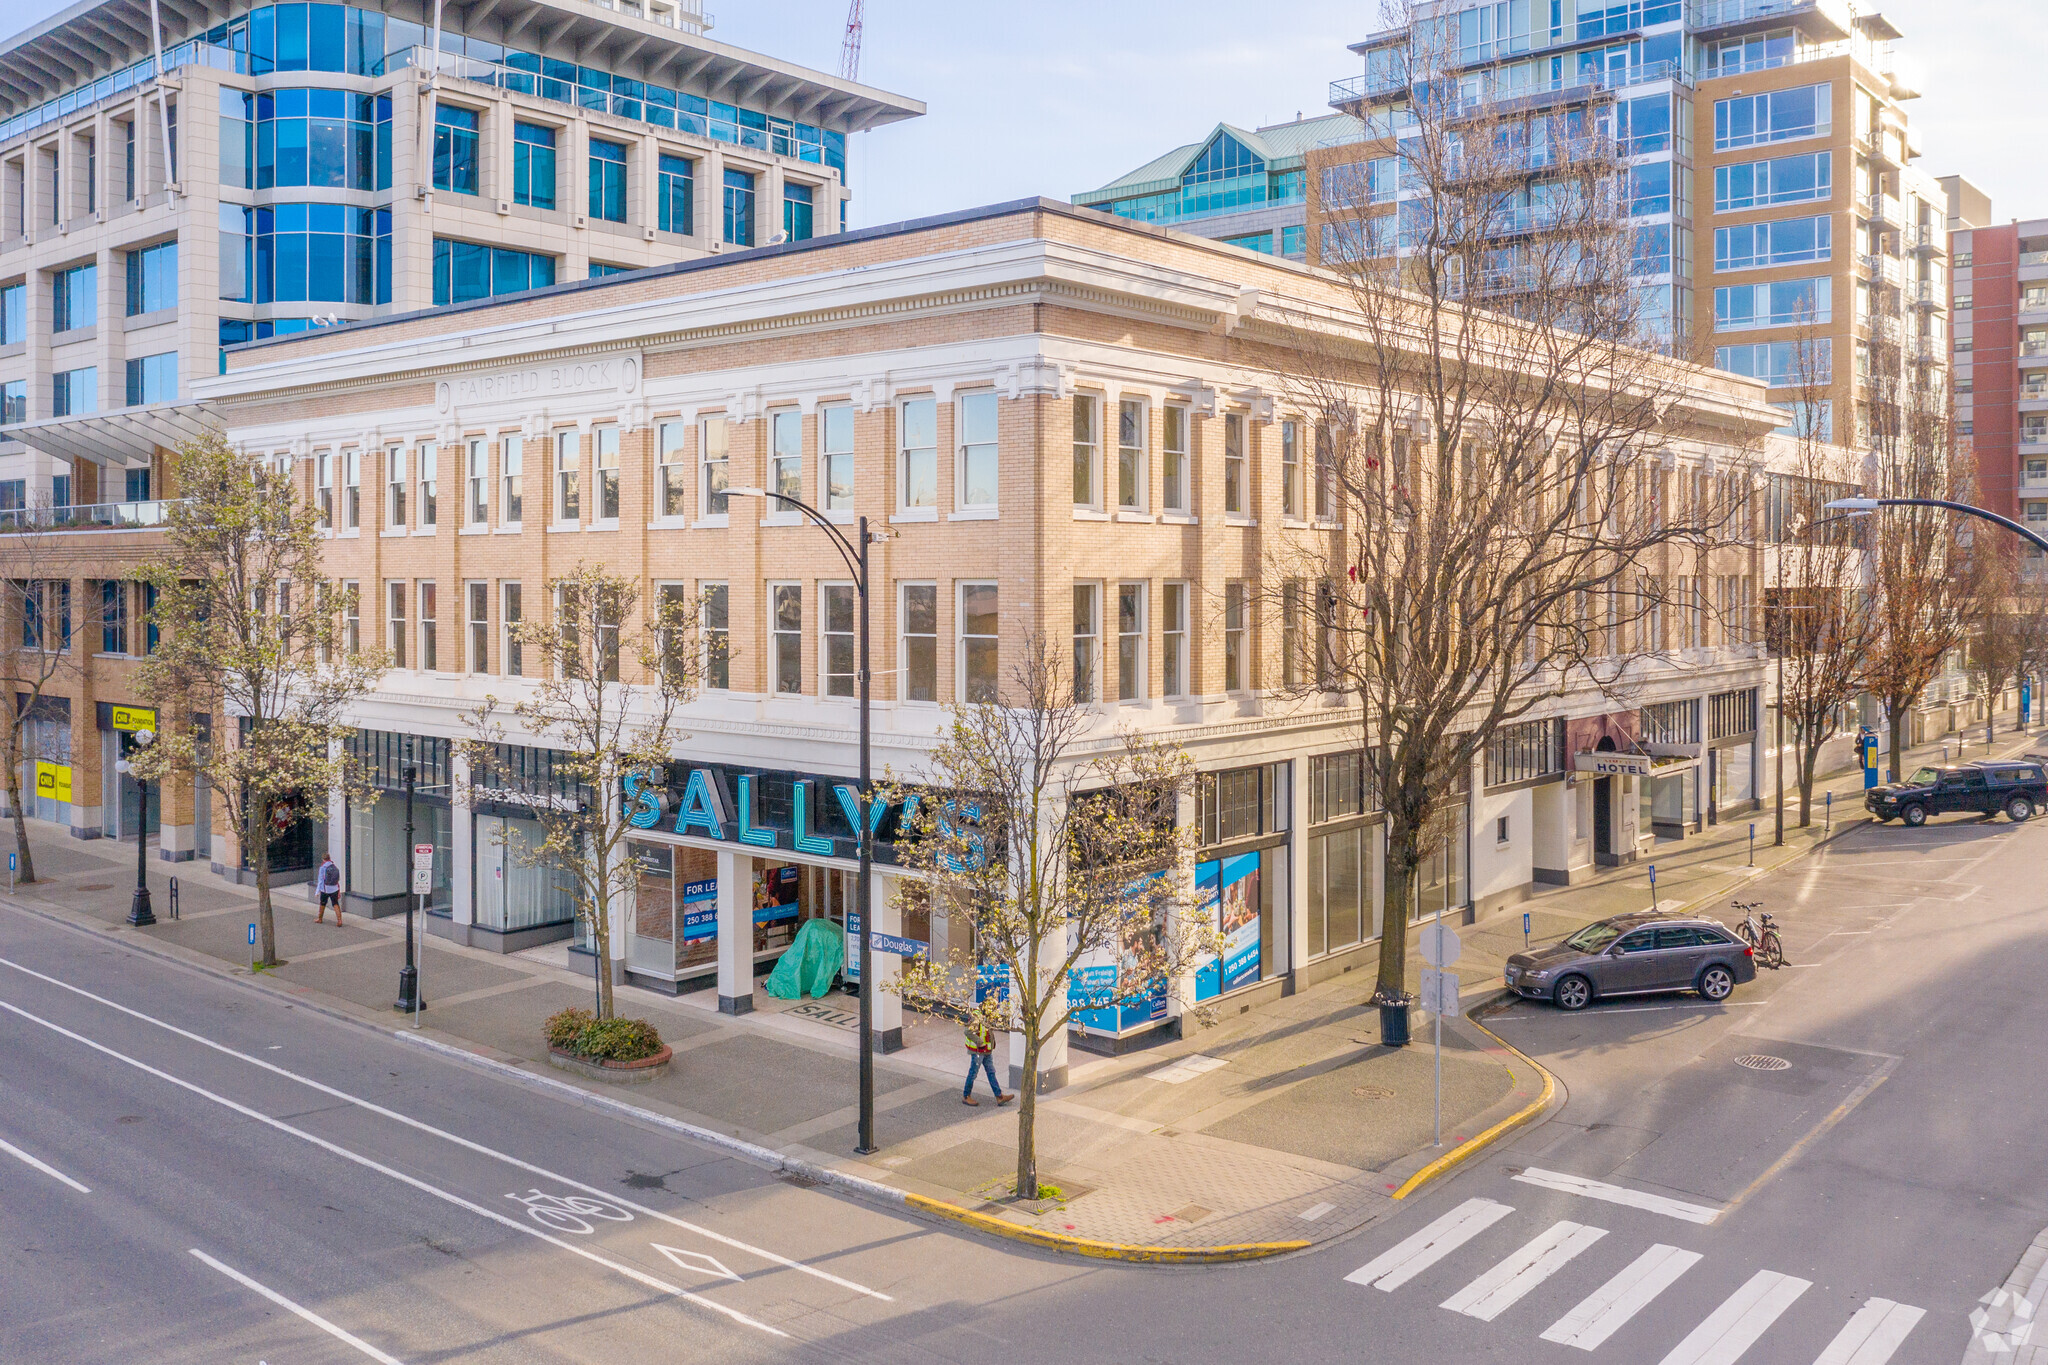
[315,451,333,529]
[700,580,729,689]
[500,436,524,528]
[1223,412,1246,517]
[1071,581,1100,704]
[1162,581,1189,698]
[1116,397,1146,512]
[465,579,488,672]
[1280,419,1302,520]
[465,438,489,528]
[342,579,360,655]
[958,580,999,704]
[821,404,855,517]
[898,396,938,513]
[1224,581,1248,694]
[418,580,438,671]
[821,580,856,698]
[417,441,438,529]
[769,581,802,695]
[385,444,406,529]
[386,579,407,667]
[955,391,998,513]
[657,420,690,522]
[899,580,938,704]
[553,428,580,527]
[1072,393,1101,510]
[701,415,730,522]
[1162,405,1189,512]
[501,580,523,676]
[1116,581,1146,702]
[593,424,620,524]
[342,449,361,530]
[769,409,803,507]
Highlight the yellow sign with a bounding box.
[34,762,72,805]
[109,705,158,733]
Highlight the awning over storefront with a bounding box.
[6,402,221,468]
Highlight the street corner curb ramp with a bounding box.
[397,1032,1308,1265]
[1388,992,1559,1202]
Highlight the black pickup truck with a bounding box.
[1866,760,2048,826]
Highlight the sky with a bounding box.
[11,0,2042,228]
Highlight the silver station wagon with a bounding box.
[1503,912,1758,1011]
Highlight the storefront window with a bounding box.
[1413,816,1468,922]
[1192,760,1292,997]
[475,812,574,932]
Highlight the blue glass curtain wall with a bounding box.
[432,238,556,305]
[221,87,391,190]
[220,203,391,305]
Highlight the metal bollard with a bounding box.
[168,876,179,920]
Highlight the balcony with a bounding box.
[1330,57,1685,115]
[1690,0,1854,41]
[1910,223,1944,257]
[1911,279,1942,311]
[1866,193,1904,230]
[1861,254,1907,288]
[2022,468,2048,493]
[1860,131,1901,171]
[0,499,187,533]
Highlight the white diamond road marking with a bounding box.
[1299,1202,1336,1222]
[1441,1220,1609,1322]
[1542,1243,1704,1351]
[1145,1054,1230,1084]
[1345,1198,1515,1292]
[1812,1299,1926,1365]
[1657,1269,1812,1365]
[1514,1167,1723,1225]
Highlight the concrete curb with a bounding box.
[401,1031,1310,1263]
[1388,996,1558,1201]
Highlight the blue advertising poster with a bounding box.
[753,864,800,923]
[1068,964,1120,1032]
[1194,853,1262,1001]
[681,879,717,942]
[975,962,1011,1005]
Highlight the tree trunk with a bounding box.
[1376,849,1415,1005]
[1887,708,1906,785]
[3,729,35,884]
[250,802,278,967]
[1014,1025,1039,1199]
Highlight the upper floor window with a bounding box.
[783,181,814,242]
[500,436,524,525]
[1280,419,1302,519]
[126,241,177,315]
[466,438,488,526]
[417,441,438,527]
[658,154,694,235]
[1161,581,1189,697]
[1223,582,1250,693]
[433,104,480,194]
[1163,406,1189,512]
[901,582,937,702]
[0,283,23,345]
[554,430,580,524]
[702,416,730,517]
[342,449,360,529]
[432,239,554,305]
[1116,399,1145,511]
[513,122,556,209]
[822,583,855,696]
[588,138,627,222]
[53,264,96,333]
[124,352,176,406]
[1223,413,1246,515]
[1714,82,1829,152]
[770,410,802,503]
[960,583,999,703]
[1072,395,1100,508]
[1072,583,1100,703]
[722,168,755,247]
[701,582,728,689]
[1714,214,1831,271]
[594,426,620,521]
[0,381,22,427]
[899,398,937,510]
[1715,338,1832,387]
[316,452,334,529]
[385,445,406,527]
[53,367,97,417]
[658,421,690,518]
[958,393,998,511]
[1715,277,1830,331]
[770,583,802,694]
[821,405,854,513]
[229,89,390,192]
[1715,151,1830,213]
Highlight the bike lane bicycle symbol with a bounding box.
[507,1189,635,1235]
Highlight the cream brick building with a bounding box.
[184,199,1775,1071]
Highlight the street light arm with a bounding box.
[1827,496,2048,557]
[730,487,865,579]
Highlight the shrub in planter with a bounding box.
[576,1017,665,1063]
[544,1007,594,1053]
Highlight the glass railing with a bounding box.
[0,499,187,531]
[1690,0,1855,32]
[1,43,240,147]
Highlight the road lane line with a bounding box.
[1513,1168,1721,1225]
[1657,1269,1811,1365]
[1440,1220,1607,1321]
[0,996,788,1339]
[1541,1243,1702,1351]
[189,1249,408,1364]
[0,954,891,1302]
[1344,1198,1514,1291]
[0,1134,90,1193]
[1811,1298,1925,1365]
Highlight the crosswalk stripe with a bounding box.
[1812,1299,1926,1365]
[1513,1167,1722,1225]
[1345,1198,1515,1292]
[1441,1220,1608,1322]
[1658,1269,1813,1365]
[1542,1243,1704,1351]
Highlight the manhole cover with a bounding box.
[1353,1085,1396,1100]
[1735,1054,1792,1071]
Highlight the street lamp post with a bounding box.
[394,749,422,1014]
[125,728,157,926]
[728,485,880,1156]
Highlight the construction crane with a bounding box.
[839,0,864,82]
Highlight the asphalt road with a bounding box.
[2,808,2042,1364]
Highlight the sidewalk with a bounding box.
[4,718,2031,1254]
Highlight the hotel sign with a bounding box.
[1574,752,1652,777]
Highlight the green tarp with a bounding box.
[764,916,845,1000]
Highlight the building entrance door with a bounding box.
[1593,776,1613,857]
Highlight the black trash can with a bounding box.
[1379,1000,1412,1047]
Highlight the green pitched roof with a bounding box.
[1073,112,1367,205]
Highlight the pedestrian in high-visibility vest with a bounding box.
[962,1019,1012,1107]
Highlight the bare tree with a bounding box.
[131,433,386,966]
[1291,7,1752,1009]
[1766,326,1880,825]
[1966,537,2048,745]
[462,564,698,1020]
[0,499,82,883]
[887,637,1221,1201]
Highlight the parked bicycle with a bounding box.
[1730,899,1785,969]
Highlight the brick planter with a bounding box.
[545,1044,673,1086]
